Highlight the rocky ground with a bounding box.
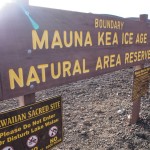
[0,68,149,150]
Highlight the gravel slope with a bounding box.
[0,68,149,150]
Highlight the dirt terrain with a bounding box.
[0,68,149,150]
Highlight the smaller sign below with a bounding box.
[0,96,63,150]
[132,66,150,101]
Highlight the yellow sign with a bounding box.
[132,67,150,101]
[0,96,63,150]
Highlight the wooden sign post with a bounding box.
[0,6,149,100]
[18,93,35,106]
[129,14,148,124]
[17,0,36,107]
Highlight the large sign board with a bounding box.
[0,96,63,150]
[132,66,150,101]
[0,3,150,100]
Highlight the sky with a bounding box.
[29,0,150,18]
[0,0,149,18]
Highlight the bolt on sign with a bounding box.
[0,96,63,150]
[132,66,150,101]
[0,2,150,100]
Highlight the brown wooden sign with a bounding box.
[132,66,150,101]
[0,2,150,100]
[0,96,63,150]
